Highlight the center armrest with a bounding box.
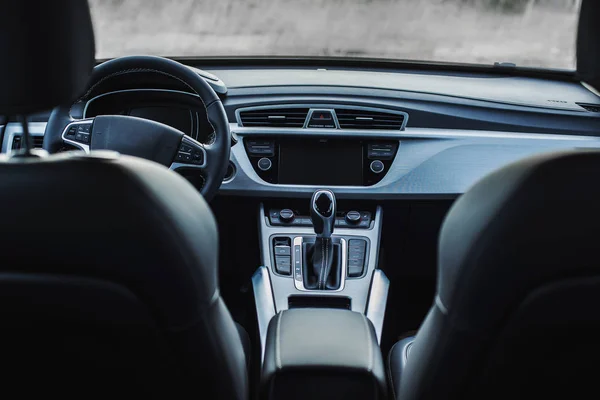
[261,308,387,400]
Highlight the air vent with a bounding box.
[578,103,600,113]
[239,108,309,128]
[335,108,406,130]
[12,135,44,150]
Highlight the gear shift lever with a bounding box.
[310,190,336,238]
[306,190,338,290]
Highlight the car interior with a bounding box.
[1,0,600,398]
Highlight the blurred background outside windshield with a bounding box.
[91,0,581,69]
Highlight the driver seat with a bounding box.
[0,2,247,398]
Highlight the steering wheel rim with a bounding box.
[44,55,231,201]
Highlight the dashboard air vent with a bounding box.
[578,103,600,113]
[12,135,44,150]
[239,108,309,128]
[335,108,406,130]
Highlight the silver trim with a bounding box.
[292,236,347,292]
[365,269,390,344]
[61,119,94,153]
[252,266,277,364]
[231,123,600,142]
[2,122,47,153]
[235,104,409,131]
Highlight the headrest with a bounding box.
[0,0,95,116]
[577,0,600,91]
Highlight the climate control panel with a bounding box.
[267,208,373,229]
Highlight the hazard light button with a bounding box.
[308,110,336,128]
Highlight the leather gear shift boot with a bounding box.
[302,237,342,290]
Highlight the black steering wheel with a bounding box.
[44,56,230,201]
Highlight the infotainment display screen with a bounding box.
[278,139,363,186]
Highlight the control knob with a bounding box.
[345,210,361,225]
[279,209,295,223]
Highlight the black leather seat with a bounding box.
[0,1,247,398]
[388,150,600,400]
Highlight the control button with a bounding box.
[349,239,367,249]
[348,259,363,268]
[370,160,385,174]
[275,256,291,275]
[180,143,194,153]
[345,211,361,224]
[274,245,291,256]
[279,209,295,223]
[81,134,90,144]
[258,157,272,171]
[66,126,77,138]
[294,245,302,280]
[247,140,275,157]
[308,110,336,128]
[78,124,91,134]
[191,150,204,165]
[367,142,398,160]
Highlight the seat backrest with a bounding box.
[0,2,246,395]
[0,154,248,398]
[400,150,600,400]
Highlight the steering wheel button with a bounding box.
[180,143,193,153]
[192,152,204,164]
[75,132,84,142]
[81,134,90,144]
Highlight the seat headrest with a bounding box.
[0,0,95,115]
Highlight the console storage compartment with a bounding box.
[261,308,387,400]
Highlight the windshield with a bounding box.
[89,0,580,70]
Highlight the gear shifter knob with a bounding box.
[310,189,336,238]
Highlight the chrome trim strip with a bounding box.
[365,269,390,344]
[235,104,409,131]
[252,266,277,364]
[2,122,47,153]
[292,237,348,292]
[231,123,600,142]
[61,120,93,153]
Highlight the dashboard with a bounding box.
[2,63,600,200]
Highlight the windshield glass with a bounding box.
[89,0,580,69]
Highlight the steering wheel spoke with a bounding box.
[61,119,94,152]
[170,136,207,171]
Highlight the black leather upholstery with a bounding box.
[389,150,600,399]
[387,337,413,400]
[0,0,95,115]
[262,308,387,400]
[0,152,248,397]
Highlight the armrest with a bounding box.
[261,308,387,400]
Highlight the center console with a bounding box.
[252,190,390,365]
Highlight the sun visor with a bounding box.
[577,0,600,93]
[0,0,95,116]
